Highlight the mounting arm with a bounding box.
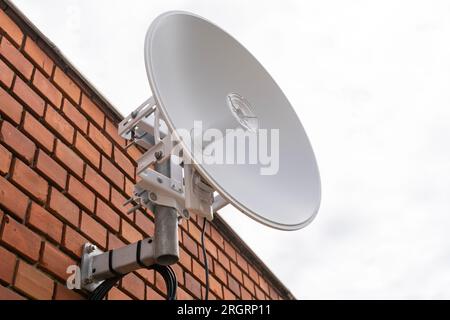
[80,97,227,292]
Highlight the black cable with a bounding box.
[89,264,177,300]
[201,218,210,300]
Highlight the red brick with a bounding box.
[211,227,224,249]
[67,176,95,213]
[36,150,67,188]
[213,260,227,284]
[182,231,198,257]
[24,37,54,76]
[154,271,166,293]
[192,259,206,284]
[254,285,265,300]
[110,187,132,217]
[224,242,236,262]
[62,99,87,133]
[54,283,83,300]
[0,144,12,174]
[236,254,249,274]
[0,176,29,220]
[101,155,124,190]
[62,226,87,258]
[184,273,202,299]
[0,246,16,284]
[28,202,63,243]
[84,165,109,200]
[230,261,243,284]
[146,285,164,300]
[126,144,144,162]
[45,106,74,143]
[0,10,23,46]
[1,215,41,261]
[198,248,213,271]
[223,286,236,300]
[114,146,134,176]
[177,286,194,300]
[0,285,25,300]
[49,187,80,227]
[54,140,84,178]
[241,287,252,300]
[74,132,100,168]
[0,86,23,124]
[269,286,279,300]
[172,263,184,286]
[179,247,191,272]
[88,123,112,156]
[243,273,255,295]
[0,37,32,79]
[135,210,154,236]
[121,219,142,243]
[41,242,76,282]
[33,69,62,107]
[105,118,125,147]
[204,236,218,259]
[80,212,107,249]
[23,112,54,152]
[12,160,48,203]
[96,198,120,232]
[13,77,45,116]
[14,260,53,300]
[121,273,145,300]
[108,287,132,300]
[248,265,259,284]
[53,67,80,103]
[134,266,153,284]
[108,232,125,250]
[0,121,35,162]
[217,249,230,271]
[188,221,202,244]
[80,95,104,127]
[0,58,14,87]
[259,276,269,295]
[124,178,134,197]
[209,275,223,299]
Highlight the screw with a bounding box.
[86,244,96,253]
[154,151,163,160]
[150,192,157,201]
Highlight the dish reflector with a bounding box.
[144,11,320,230]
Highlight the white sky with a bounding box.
[11,0,450,299]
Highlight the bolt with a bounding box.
[150,192,157,201]
[86,244,96,253]
[154,151,163,160]
[182,209,190,219]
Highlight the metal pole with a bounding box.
[153,159,179,265]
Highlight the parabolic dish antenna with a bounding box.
[144,11,321,230]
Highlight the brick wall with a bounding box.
[0,2,292,300]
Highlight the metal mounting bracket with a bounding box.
[80,243,105,292]
[137,134,174,175]
[184,163,214,220]
[79,97,230,293]
[134,168,186,217]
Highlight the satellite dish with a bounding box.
[143,11,321,230]
[81,10,321,297]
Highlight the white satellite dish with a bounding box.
[143,11,321,230]
[81,10,321,296]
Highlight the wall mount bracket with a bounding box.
[80,97,227,292]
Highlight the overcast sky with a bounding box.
[11,0,450,299]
